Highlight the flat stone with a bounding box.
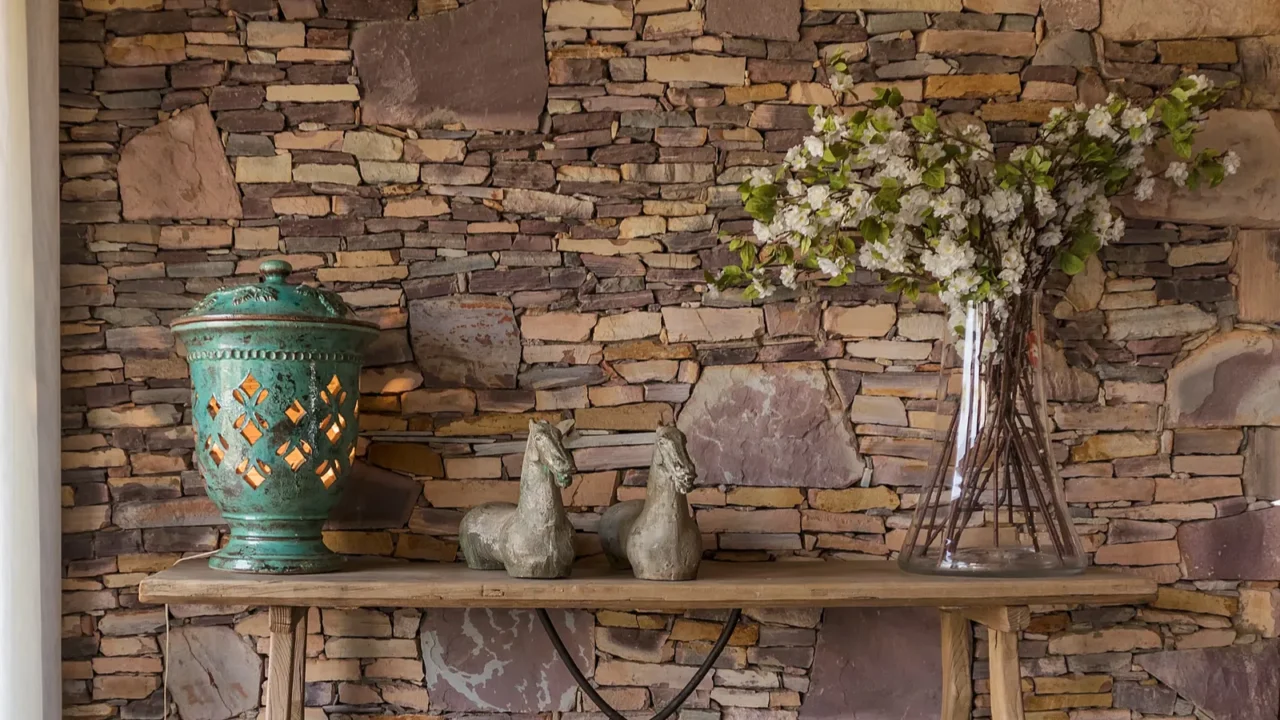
[326,462,421,530]
[118,105,241,220]
[1245,427,1280,500]
[678,362,864,488]
[1099,0,1280,41]
[1042,345,1099,402]
[420,609,592,712]
[352,0,547,130]
[1237,230,1280,323]
[409,295,521,389]
[1167,331,1280,428]
[1179,507,1280,580]
[165,627,261,720]
[662,307,763,342]
[1136,641,1280,720]
[704,0,800,41]
[504,189,594,219]
[1042,0,1099,30]
[1118,110,1280,228]
[1241,37,1280,110]
[800,608,940,719]
[1032,30,1097,66]
[1106,304,1215,341]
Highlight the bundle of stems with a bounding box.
[901,294,1082,572]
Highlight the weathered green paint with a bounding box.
[172,260,377,573]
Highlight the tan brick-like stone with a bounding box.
[234,226,280,251]
[265,84,360,103]
[546,0,634,28]
[385,196,450,218]
[1048,627,1162,654]
[809,486,900,512]
[1157,39,1239,64]
[158,225,233,250]
[1152,587,1239,617]
[980,101,1066,123]
[246,22,306,48]
[522,312,598,342]
[725,83,788,105]
[1064,477,1154,503]
[964,0,1039,12]
[104,34,185,66]
[917,30,1035,57]
[575,403,674,431]
[294,164,362,185]
[662,307,764,342]
[823,305,896,338]
[696,508,800,533]
[404,138,467,163]
[805,0,960,9]
[1070,433,1158,462]
[235,153,292,183]
[594,312,663,342]
[343,131,404,161]
[1093,540,1181,566]
[647,55,747,86]
[924,74,1021,99]
[275,131,345,151]
[324,638,419,658]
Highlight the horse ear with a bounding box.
[555,418,575,436]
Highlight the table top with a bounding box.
[138,558,1157,610]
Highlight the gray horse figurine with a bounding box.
[599,425,702,581]
[459,419,577,578]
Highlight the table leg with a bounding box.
[984,612,1025,720]
[267,606,308,720]
[939,610,973,720]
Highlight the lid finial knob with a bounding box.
[260,259,293,282]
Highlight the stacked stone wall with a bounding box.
[58,0,1280,718]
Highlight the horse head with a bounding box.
[529,419,576,488]
[654,424,697,495]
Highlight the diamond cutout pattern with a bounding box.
[207,371,355,492]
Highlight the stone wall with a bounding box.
[57,0,1280,719]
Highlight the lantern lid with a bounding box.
[172,260,377,331]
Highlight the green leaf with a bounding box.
[922,165,946,189]
[1058,252,1085,275]
[1070,231,1101,258]
[744,184,778,222]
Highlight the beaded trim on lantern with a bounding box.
[187,349,365,362]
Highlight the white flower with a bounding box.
[1165,162,1190,187]
[780,265,798,289]
[1223,151,1241,176]
[1037,226,1064,248]
[748,168,772,189]
[828,72,854,94]
[751,276,775,298]
[818,256,846,278]
[752,220,774,244]
[1120,106,1148,130]
[1085,106,1119,141]
[1033,186,1058,220]
[787,179,805,197]
[804,136,825,158]
[806,184,831,209]
[1134,177,1156,202]
[1188,74,1210,94]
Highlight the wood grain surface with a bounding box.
[139,558,1156,610]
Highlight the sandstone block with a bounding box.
[246,21,305,48]
[594,312,663,341]
[924,73,1020,98]
[546,0,633,28]
[409,295,521,388]
[118,105,241,220]
[1167,331,1280,428]
[104,34,185,65]
[917,30,1036,57]
[705,0,800,41]
[805,0,960,9]
[235,153,292,183]
[353,0,546,130]
[1099,0,1280,41]
[1237,231,1280,323]
[823,305,896,338]
[522,312,598,342]
[647,55,748,86]
[265,84,359,103]
[678,362,864,488]
[662,307,763,342]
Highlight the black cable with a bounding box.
[536,607,743,720]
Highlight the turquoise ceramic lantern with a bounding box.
[173,260,378,573]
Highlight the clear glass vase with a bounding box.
[898,296,1086,577]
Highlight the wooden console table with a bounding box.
[139,560,1155,720]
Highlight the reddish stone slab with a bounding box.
[352,0,547,130]
[1166,331,1280,428]
[1178,506,1280,580]
[326,461,421,530]
[678,363,865,488]
[420,609,593,712]
[118,105,242,221]
[705,0,800,40]
[1137,641,1280,720]
[409,294,522,389]
[800,607,942,720]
